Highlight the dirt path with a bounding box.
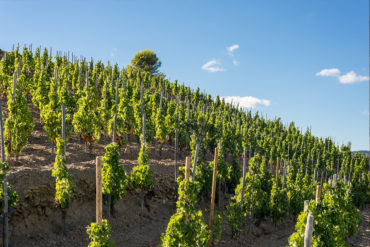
[348,204,370,247]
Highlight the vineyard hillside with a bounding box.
[0,46,368,247]
[3,102,296,247]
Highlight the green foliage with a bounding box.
[86,219,115,247]
[270,183,288,224]
[130,164,153,191]
[194,161,213,196]
[161,179,211,247]
[4,79,34,157]
[0,162,18,211]
[287,211,307,247]
[17,62,32,94]
[176,176,201,210]
[107,115,128,146]
[117,87,135,134]
[98,80,112,130]
[225,167,255,239]
[216,144,228,181]
[102,142,128,203]
[164,99,176,140]
[138,145,149,166]
[213,213,223,243]
[225,155,242,193]
[287,172,315,216]
[225,154,276,239]
[233,173,255,210]
[32,70,49,110]
[131,50,161,75]
[161,208,210,247]
[155,105,167,144]
[40,83,73,144]
[248,155,273,219]
[350,156,370,206]
[288,181,361,247]
[224,201,247,238]
[58,70,76,118]
[51,138,72,209]
[40,105,60,143]
[72,93,101,145]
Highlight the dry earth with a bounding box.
[348,204,370,247]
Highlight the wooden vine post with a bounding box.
[276,157,280,184]
[112,78,119,143]
[0,99,9,247]
[187,100,190,122]
[86,71,89,97]
[304,214,314,247]
[315,185,321,203]
[282,160,286,189]
[61,105,67,234]
[304,200,309,212]
[208,147,218,247]
[12,72,16,99]
[217,140,222,209]
[240,147,247,206]
[159,91,163,110]
[104,80,108,110]
[191,143,200,182]
[139,113,147,211]
[174,129,178,182]
[62,105,66,154]
[84,71,90,151]
[96,156,103,224]
[95,72,98,89]
[12,73,20,162]
[107,77,119,217]
[107,79,118,218]
[140,85,143,116]
[122,79,126,94]
[185,157,190,182]
[143,113,146,154]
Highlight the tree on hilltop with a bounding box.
[131,49,161,75]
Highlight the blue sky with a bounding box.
[0,0,368,150]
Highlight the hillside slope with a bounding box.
[0,46,368,246]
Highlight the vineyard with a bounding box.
[0,45,369,247]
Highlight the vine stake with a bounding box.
[208,147,218,247]
[0,98,8,247]
[96,157,102,224]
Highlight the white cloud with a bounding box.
[201,59,225,72]
[226,44,240,66]
[316,68,369,84]
[316,68,341,77]
[110,48,118,57]
[222,96,271,109]
[338,71,369,84]
[227,44,239,52]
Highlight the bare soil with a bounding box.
[0,99,368,247]
[348,204,370,247]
